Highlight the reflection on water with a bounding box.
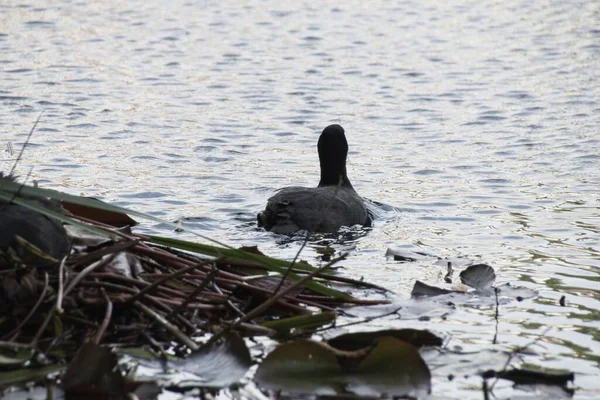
[1,0,599,397]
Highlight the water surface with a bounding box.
[1,0,599,398]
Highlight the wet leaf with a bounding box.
[177,333,251,388]
[255,336,431,397]
[385,247,436,262]
[483,368,574,387]
[62,342,126,399]
[327,329,443,350]
[411,280,464,298]
[122,333,251,389]
[460,264,496,291]
[63,197,137,227]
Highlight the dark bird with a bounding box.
[257,124,371,234]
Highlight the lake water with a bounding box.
[1,0,599,398]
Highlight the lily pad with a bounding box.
[123,333,251,389]
[327,329,443,350]
[255,336,431,397]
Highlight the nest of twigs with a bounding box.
[0,179,386,354]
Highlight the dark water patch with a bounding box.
[413,169,444,175]
[5,68,33,73]
[65,123,97,129]
[194,145,217,152]
[37,100,76,107]
[203,156,231,163]
[478,178,511,184]
[275,131,296,137]
[575,154,600,161]
[65,78,103,83]
[0,95,28,101]
[165,153,187,159]
[47,164,84,168]
[131,155,159,160]
[506,204,532,210]
[25,20,54,27]
[121,192,166,199]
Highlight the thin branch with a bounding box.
[9,111,44,177]
[203,253,348,348]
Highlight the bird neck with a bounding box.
[318,163,353,188]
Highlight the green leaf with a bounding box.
[0,364,64,388]
[0,347,35,369]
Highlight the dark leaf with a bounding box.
[63,198,137,228]
[327,329,443,350]
[121,333,251,389]
[459,264,496,291]
[411,280,463,298]
[255,336,431,397]
[483,368,574,386]
[62,343,126,399]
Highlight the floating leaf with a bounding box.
[123,333,251,389]
[327,329,443,350]
[385,247,437,262]
[483,368,574,387]
[255,336,431,397]
[177,333,251,388]
[460,264,496,291]
[411,280,463,298]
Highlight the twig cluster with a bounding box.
[0,217,384,354]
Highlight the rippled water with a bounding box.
[2,0,599,398]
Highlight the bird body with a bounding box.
[258,125,370,234]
